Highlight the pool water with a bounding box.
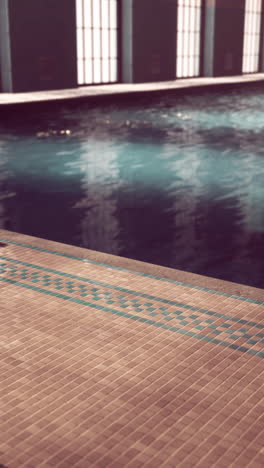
[0,86,264,288]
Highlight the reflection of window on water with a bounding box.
[176,0,202,78]
[243,0,262,73]
[76,0,118,85]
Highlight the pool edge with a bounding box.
[0,74,264,109]
[1,229,263,303]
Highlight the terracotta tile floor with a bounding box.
[0,230,263,468]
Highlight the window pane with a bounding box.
[78,60,84,84]
[102,59,110,82]
[93,0,100,28]
[84,0,92,28]
[102,0,109,28]
[110,58,117,81]
[189,33,195,57]
[102,29,109,58]
[85,58,93,84]
[94,58,101,83]
[110,0,117,29]
[194,56,200,76]
[177,61,183,78]
[76,0,83,27]
[84,28,92,58]
[183,56,188,77]
[77,29,84,58]
[93,28,101,58]
[190,6,195,31]
[110,29,117,58]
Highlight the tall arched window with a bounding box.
[76,0,119,85]
[176,0,202,78]
[243,0,263,73]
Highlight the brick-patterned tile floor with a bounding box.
[0,230,263,468]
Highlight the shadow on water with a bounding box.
[1,177,264,289]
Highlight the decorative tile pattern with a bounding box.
[0,255,263,358]
[2,239,264,305]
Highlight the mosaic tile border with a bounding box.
[0,254,263,329]
[1,239,264,306]
[1,255,263,359]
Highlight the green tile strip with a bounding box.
[0,255,263,329]
[1,258,263,359]
[0,275,263,359]
[1,239,263,306]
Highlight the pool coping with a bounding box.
[1,229,263,303]
[0,73,264,109]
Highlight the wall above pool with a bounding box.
[0,0,264,93]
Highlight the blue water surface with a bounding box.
[0,86,263,288]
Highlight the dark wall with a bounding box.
[132,0,177,82]
[8,0,77,92]
[213,0,245,76]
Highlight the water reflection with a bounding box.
[0,87,263,288]
[76,131,122,254]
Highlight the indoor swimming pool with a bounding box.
[0,85,263,288]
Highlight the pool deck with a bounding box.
[0,73,264,108]
[0,228,263,468]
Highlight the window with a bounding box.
[76,0,119,85]
[243,0,263,73]
[176,0,202,78]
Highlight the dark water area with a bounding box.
[0,86,264,288]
